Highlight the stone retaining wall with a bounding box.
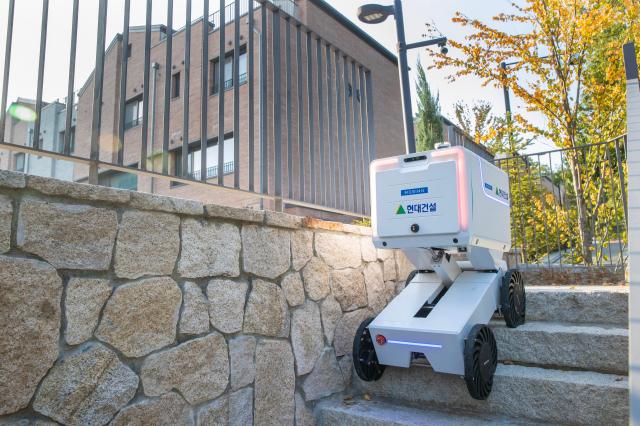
[0,170,412,426]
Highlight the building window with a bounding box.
[98,170,138,190]
[14,153,25,172]
[127,43,132,58]
[174,134,235,181]
[124,96,143,129]
[210,46,248,95]
[171,72,180,99]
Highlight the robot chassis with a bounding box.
[353,145,526,400]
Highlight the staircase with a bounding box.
[316,286,629,425]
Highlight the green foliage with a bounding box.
[352,217,371,227]
[499,140,627,267]
[414,60,443,152]
[453,101,534,156]
[487,117,535,156]
[429,0,634,265]
[454,101,493,144]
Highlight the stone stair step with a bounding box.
[315,396,543,426]
[354,364,628,425]
[491,320,628,374]
[525,285,628,325]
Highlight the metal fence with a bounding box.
[210,0,298,29]
[0,0,375,217]
[494,136,628,270]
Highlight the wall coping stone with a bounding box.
[303,217,371,235]
[0,169,26,189]
[0,171,373,234]
[265,211,303,229]
[205,204,265,223]
[129,192,204,216]
[27,175,131,204]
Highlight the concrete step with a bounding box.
[491,320,628,374]
[525,286,628,325]
[353,364,628,425]
[315,396,543,426]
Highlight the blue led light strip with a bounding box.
[387,339,442,349]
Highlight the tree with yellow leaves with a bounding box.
[431,0,636,264]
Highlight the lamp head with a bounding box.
[438,41,448,55]
[357,4,395,24]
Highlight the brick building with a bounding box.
[70,0,406,216]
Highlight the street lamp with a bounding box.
[358,1,447,154]
[358,4,394,24]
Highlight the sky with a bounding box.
[0,0,553,153]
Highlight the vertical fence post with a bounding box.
[89,0,109,184]
[162,0,173,175]
[335,51,345,210]
[359,66,370,214]
[117,0,131,165]
[260,4,268,195]
[217,0,225,185]
[316,38,325,206]
[326,45,335,208]
[248,0,255,191]
[0,0,15,145]
[306,31,315,204]
[286,18,293,200]
[351,61,362,214]
[623,41,640,425]
[273,8,282,211]
[140,0,153,172]
[296,24,304,200]
[344,56,353,212]
[232,0,240,188]
[33,0,50,151]
[182,0,191,177]
[64,0,80,156]
[200,0,209,181]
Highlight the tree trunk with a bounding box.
[567,153,593,265]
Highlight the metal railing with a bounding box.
[190,161,235,181]
[494,136,628,270]
[0,0,375,218]
[223,73,248,91]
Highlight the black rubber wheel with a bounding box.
[352,317,385,381]
[464,324,497,400]
[501,269,526,328]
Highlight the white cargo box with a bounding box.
[370,146,511,252]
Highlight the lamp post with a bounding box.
[500,56,549,118]
[499,61,514,151]
[500,61,512,118]
[358,1,447,154]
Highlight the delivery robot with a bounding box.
[353,144,525,400]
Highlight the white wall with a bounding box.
[625,43,640,426]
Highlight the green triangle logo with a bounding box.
[396,205,406,215]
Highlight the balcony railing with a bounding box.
[224,73,248,91]
[209,0,298,30]
[189,161,235,181]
